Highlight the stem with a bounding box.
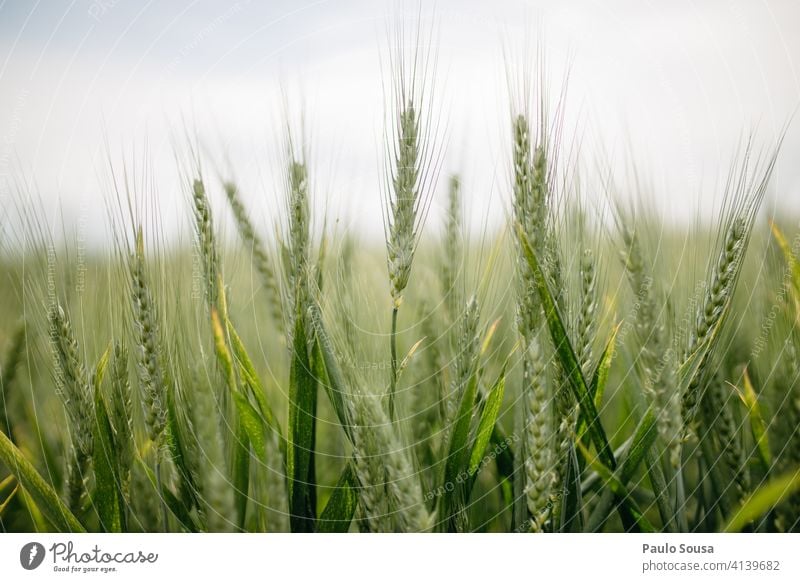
[646,449,676,532]
[674,445,689,532]
[155,452,169,531]
[389,305,399,420]
[65,450,87,514]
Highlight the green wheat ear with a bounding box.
[192,178,220,311]
[441,174,463,326]
[223,181,285,336]
[109,340,133,498]
[511,110,558,532]
[387,102,421,307]
[129,227,167,448]
[48,302,94,512]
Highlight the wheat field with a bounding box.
[0,35,799,534]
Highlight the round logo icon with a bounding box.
[20,542,46,570]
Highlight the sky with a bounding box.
[0,0,799,246]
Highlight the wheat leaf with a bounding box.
[770,220,800,309]
[0,429,85,532]
[578,323,620,441]
[309,304,354,443]
[92,385,125,532]
[740,370,771,472]
[317,463,359,533]
[468,366,506,476]
[723,468,800,532]
[227,322,285,452]
[135,456,199,532]
[287,302,317,532]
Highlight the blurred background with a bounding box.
[0,0,798,245]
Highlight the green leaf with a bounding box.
[558,443,583,532]
[227,322,285,450]
[722,468,800,532]
[577,440,625,496]
[0,429,85,532]
[0,321,25,440]
[468,366,506,475]
[309,304,354,443]
[517,227,616,470]
[442,367,479,530]
[590,323,620,405]
[770,220,800,308]
[619,407,658,484]
[578,323,620,441]
[644,449,676,532]
[0,481,18,516]
[740,369,771,472]
[317,463,359,533]
[580,440,655,533]
[136,456,199,532]
[287,303,317,532]
[211,308,253,530]
[233,391,266,456]
[231,418,250,531]
[210,307,250,530]
[211,308,236,394]
[92,388,125,532]
[165,380,199,515]
[490,426,515,481]
[581,408,658,532]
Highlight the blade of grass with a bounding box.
[579,438,655,533]
[231,425,251,531]
[442,369,479,530]
[739,369,772,473]
[91,347,125,533]
[558,443,583,532]
[722,468,800,532]
[484,425,515,513]
[232,391,267,459]
[577,323,620,441]
[317,463,359,533]
[0,474,14,494]
[0,429,85,532]
[468,365,506,476]
[581,408,658,532]
[309,304,354,443]
[287,303,317,532]
[210,308,250,530]
[135,456,199,532]
[770,220,800,309]
[645,448,676,532]
[165,380,199,517]
[93,390,125,532]
[0,483,18,516]
[227,322,286,455]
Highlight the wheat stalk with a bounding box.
[223,181,285,336]
[109,340,133,499]
[619,221,681,468]
[350,385,434,532]
[441,175,463,324]
[192,178,220,311]
[284,158,311,337]
[0,321,26,439]
[48,303,93,512]
[129,229,167,448]
[511,112,558,532]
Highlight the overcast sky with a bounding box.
[1,0,798,246]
